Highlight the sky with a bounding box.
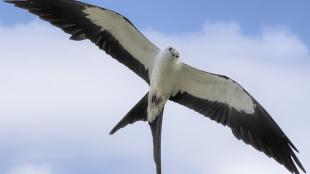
[0,1,309,174]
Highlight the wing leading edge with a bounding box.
[5,0,160,84]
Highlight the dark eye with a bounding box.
[169,47,172,51]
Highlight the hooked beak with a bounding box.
[171,52,179,58]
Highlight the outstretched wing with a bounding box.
[170,63,306,174]
[5,0,160,84]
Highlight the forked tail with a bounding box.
[149,109,164,174]
[110,92,164,174]
[110,93,148,135]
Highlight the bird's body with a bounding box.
[4,0,306,174]
[148,48,181,122]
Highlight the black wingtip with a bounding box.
[284,136,306,173]
[287,137,299,153]
[291,150,307,173]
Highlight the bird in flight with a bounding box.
[4,0,306,174]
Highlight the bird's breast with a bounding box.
[146,56,181,122]
[150,58,180,98]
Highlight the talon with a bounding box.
[151,95,161,105]
[155,97,161,105]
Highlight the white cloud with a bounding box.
[0,21,309,174]
[146,21,309,65]
[6,164,52,174]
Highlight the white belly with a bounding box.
[147,54,181,122]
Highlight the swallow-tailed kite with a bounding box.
[5,0,306,174]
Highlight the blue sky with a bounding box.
[1,0,310,44]
[0,1,309,174]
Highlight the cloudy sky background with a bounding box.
[0,0,309,174]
